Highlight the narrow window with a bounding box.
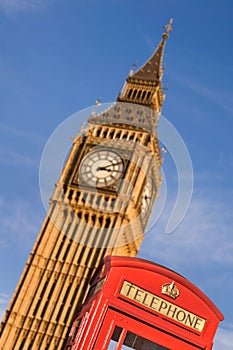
[96,128,101,137]
[109,130,114,139]
[146,135,151,144]
[99,216,103,225]
[147,91,151,100]
[105,218,111,228]
[127,89,133,98]
[102,129,108,138]
[142,91,146,100]
[91,215,96,225]
[67,190,73,200]
[75,191,80,201]
[129,134,135,140]
[133,89,137,98]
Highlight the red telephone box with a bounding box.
[64,256,223,350]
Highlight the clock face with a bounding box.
[79,150,124,188]
[141,178,153,218]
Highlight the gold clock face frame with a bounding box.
[141,177,153,218]
[79,149,124,188]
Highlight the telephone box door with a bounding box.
[94,309,204,350]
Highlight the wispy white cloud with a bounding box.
[0,123,43,167]
[213,325,233,350]
[0,150,37,167]
[193,82,233,116]
[0,0,54,14]
[0,196,43,250]
[0,123,43,143]
[177,76,233,117]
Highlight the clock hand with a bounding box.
[97,166,112,172]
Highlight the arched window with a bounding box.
[105,218,111,228]
[129,134,135,140]
[146,91,151,100]
[96,128,101,137]
[145,135,151,145]
[109,130,114,139]
[91,215,96,225]
[137,90,142,99]
[75,191,80,201]
[102,129,108,138]
[133,89,138,98]
[142,91,147,100]
[68,190,73,200]
[127,89,133,98]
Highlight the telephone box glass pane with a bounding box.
[107,327,123,349]
[108,341,118,350]
[107,326,169,350]
[122,331,169,350]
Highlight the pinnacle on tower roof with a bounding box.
[129,19,173,83]
[90,20,173,130]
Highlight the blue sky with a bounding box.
[0,0,233,348]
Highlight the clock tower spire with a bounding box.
[118,18,172,113]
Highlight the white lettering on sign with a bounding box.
[120,281,206,332]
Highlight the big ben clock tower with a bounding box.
[0,21,172,350]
